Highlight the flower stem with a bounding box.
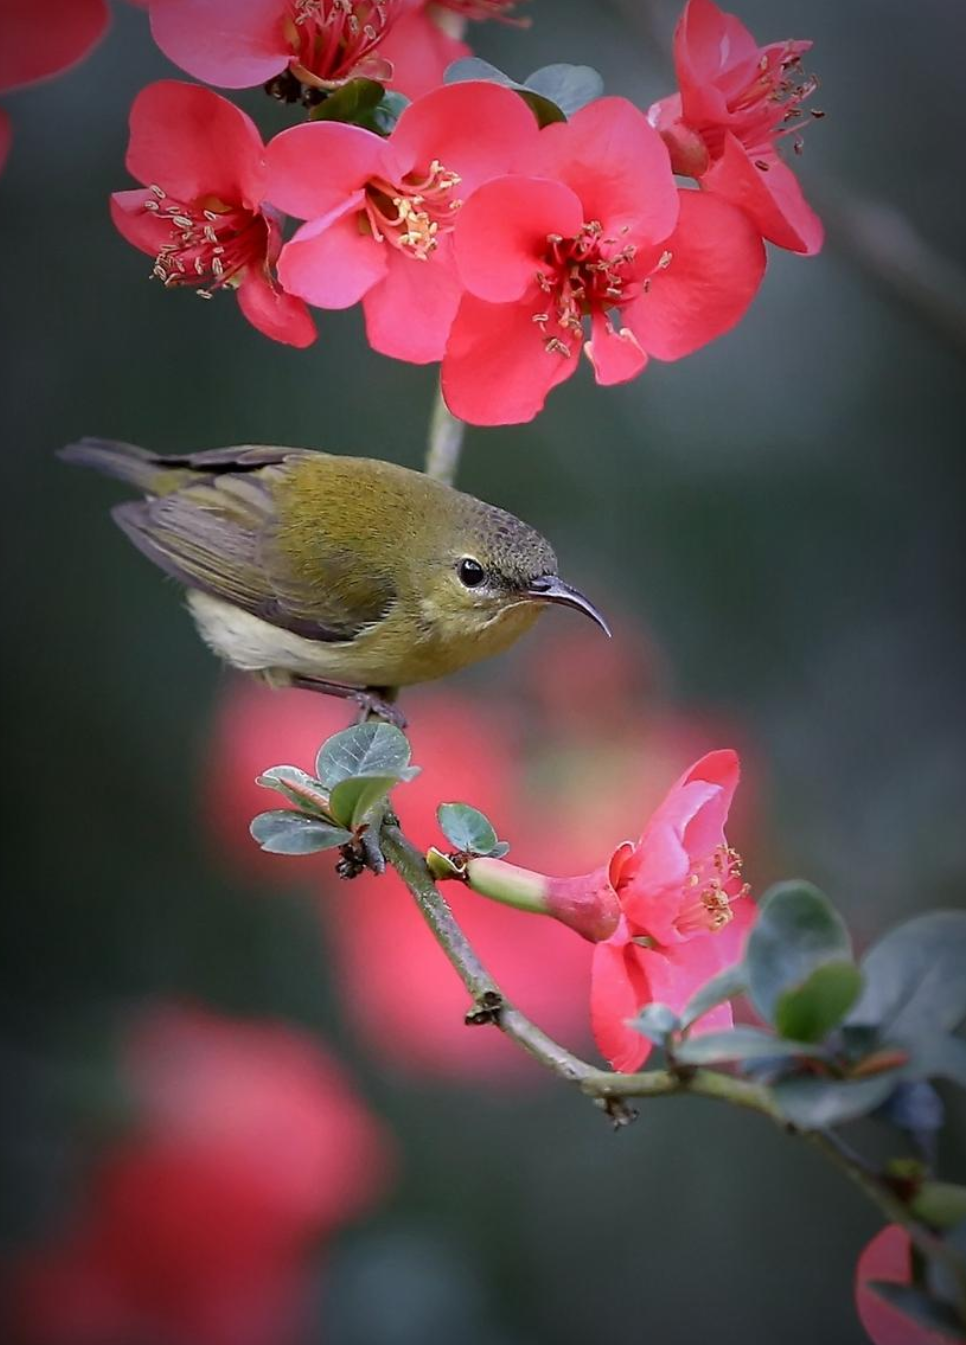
[424,378,466,486]
[464,856,550,915]
[381,817,966,1284]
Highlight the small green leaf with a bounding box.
[309,77,385,125]
[771,1072,899,1128]
[250,810,352,855]
[848,911,966,1038]
[867,1281,966,1339]
[256,765,332,815]
[524,64,604,116]
[746,881,853,1026]
[488,840,511,860]
[443,56,565,127]
[627,1003,679,1046]
[674,1027,818,1066]
[316,722,413,788]
[328,774,400,830]
[911,1182,966,1231]
[426,846,463,880]
[774,960,864,1043]
[437,802,500,856]
[680,961,747,1029]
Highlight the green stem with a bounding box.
[424,379,466,486]
[381,819,966,1286]
[464,856,550,915]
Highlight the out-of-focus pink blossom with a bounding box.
[442,96,766,425]
[10,1006,394,1345]
[265,82,539,362]
[855,1225,962,1345]
[648,0,823,255]
[145,0,414,92]
[0,0,109,94]
[111,81,316,347]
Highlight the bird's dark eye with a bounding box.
[458,557,486,588]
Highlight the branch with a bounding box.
[423,378,466,485]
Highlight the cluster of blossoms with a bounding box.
[99,0,822,423]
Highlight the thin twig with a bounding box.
[424,379,466,486]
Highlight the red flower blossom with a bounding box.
[856,1226,962,1345]
[145,0,412,92]
[442,96,766,424]
[0,0,109,94]
[648,0,823,255]
[265,81,540,362]
[375,5,470,100]
[10,1007,394,1345]
[111,81,316,347]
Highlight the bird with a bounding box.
[60,438,609,723]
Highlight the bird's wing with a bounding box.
[113,461,395,643]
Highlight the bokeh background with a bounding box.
[2,1,965,1342]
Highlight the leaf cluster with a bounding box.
[249,723,419,855]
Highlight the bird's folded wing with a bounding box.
[113,467,394,643]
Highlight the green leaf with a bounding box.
[771,1072,899,1128]
[255,765,332,815]
[680,961,747,1030]
[674,1027,818,1066]
[866,1283,966,1339]
[250,810,352,855]
[443,56,565,127]
[524,64,604,116]
[437,802,500,856]
[426,846,463,880]
[367,89,410,135]
[316,723,414,789]
[911,1182,966,1231]
[309,77,386,125]
[848,911,966,1038]
[328,774,400,830]
[627,1003,679,1046]
[746,881,852,1025]
[774,960,864,1043]
[489,840,511,859]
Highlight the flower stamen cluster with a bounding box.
[364,160,462,259]
[677,843,749,935]
[144,185,268,297]
[535,222,640,359]
[286,0,395,88]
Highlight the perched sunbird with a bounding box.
[61,439,609,720]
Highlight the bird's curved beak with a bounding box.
[525,575,611,638]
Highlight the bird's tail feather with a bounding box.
[59,438,166,493]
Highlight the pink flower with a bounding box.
[855,1226,961,1345]
[10,1006,394,1345]
[265,81,540,362]
[441,96,766,424]
[648,0,823,255]
[0,0,109,94]
[586,749,754,1071]
[111,81,316,347]
[376,5,470,100]
[145,0,412,92]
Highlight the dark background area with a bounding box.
[1,1,965,1342]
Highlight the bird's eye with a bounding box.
[458,557,486,589]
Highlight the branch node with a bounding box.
[465,990,505,1027]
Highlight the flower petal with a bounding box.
[522,97,679,243]
[277,203,387,310]
[590,940,653,1073]
[703,134,824,255]
[442,290,578,426]
[264,122,395,222]
[0,0,109,93]
[378,9,470,100]
[674,0,761,126]
[363,239,463,364]
[640,897,754,1027]
[625,190,765,361]
[585,312,649,387]
[855,1226,959,1345]
[110,187,173,256]
[454,176,584,303]
[148,0,291,88]
[391,82,541,194]
[236,268,318,348]
[124,81,265,207]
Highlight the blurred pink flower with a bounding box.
[144,0,413,92]
[648,0,823,255]
[855,1225,962,1345]
[265,82,540,362]
[0,0,109,94]
[111,81,316,347]
[443,96,766,424]
[10,1006,393,1345]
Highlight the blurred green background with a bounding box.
[2,1,965,1342]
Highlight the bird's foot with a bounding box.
[288,675,406,729]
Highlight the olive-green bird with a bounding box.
[61,439,609,721]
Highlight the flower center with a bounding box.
[363,161,463,260]
[285,0,396,87]
[142,187,265,297]
[718,44,821,162]
[533,222,647,358]
[675,844,750,937]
